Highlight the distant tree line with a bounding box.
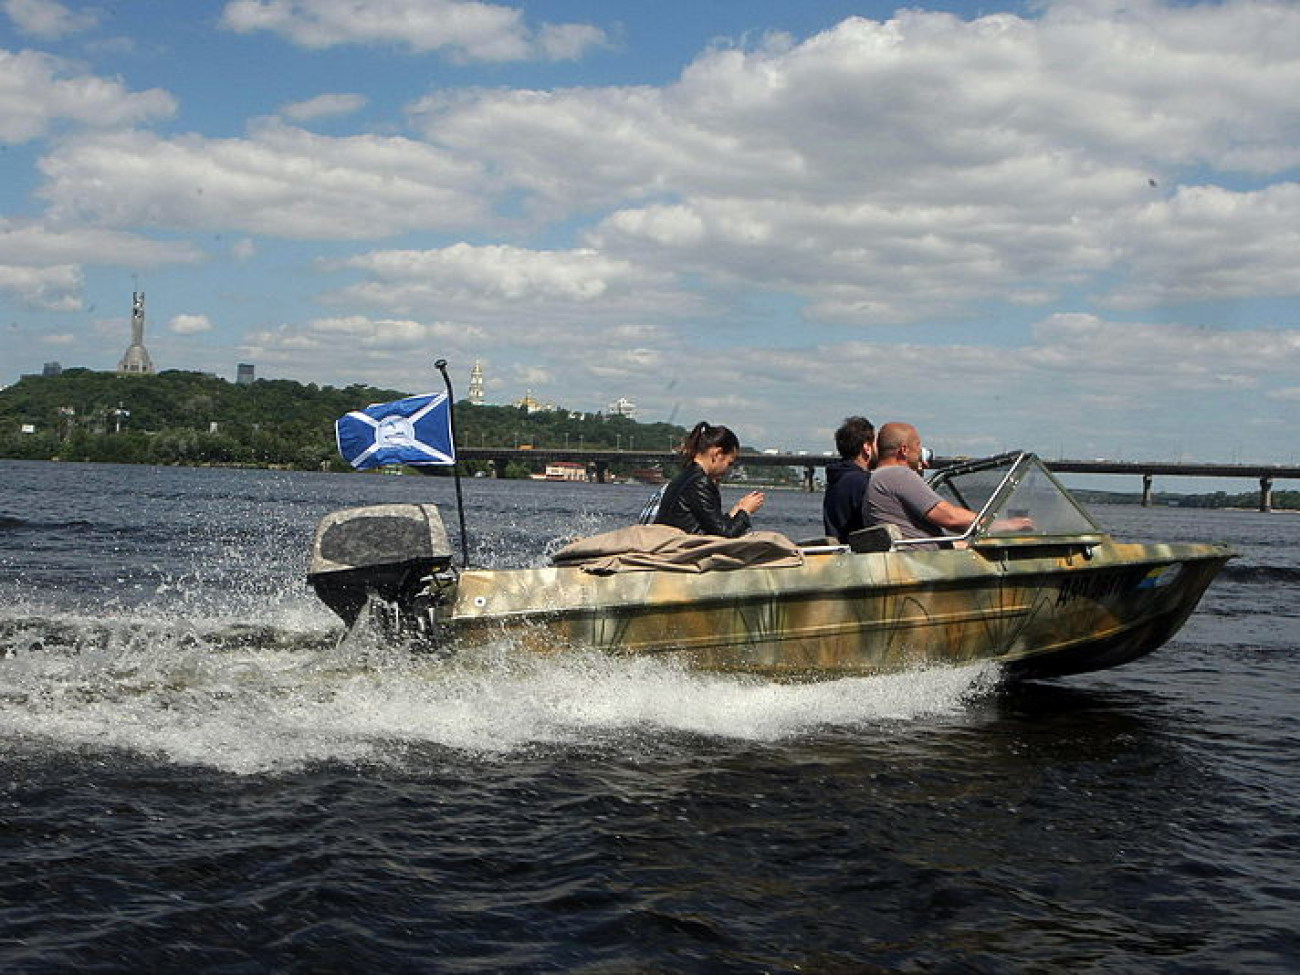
[4,371,1286,501]
[0,369,696,478]
[1165,489,1300,510]
[1072,487,1299,511]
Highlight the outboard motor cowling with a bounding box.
[308,504,453,626]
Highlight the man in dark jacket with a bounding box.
[822,416,875,543]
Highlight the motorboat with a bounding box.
[307,452,1235,681]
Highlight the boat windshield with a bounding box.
[926,452,1107,545]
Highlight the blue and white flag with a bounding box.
[335,392,456,470]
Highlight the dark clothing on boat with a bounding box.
[654,462,752,538]
[822,459,870,543]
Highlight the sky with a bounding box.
[2,0,1299,466]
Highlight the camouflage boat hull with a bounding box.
[441,541,1231,680]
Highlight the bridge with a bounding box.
[1035,457,1300,512]
[456,447,1300,512]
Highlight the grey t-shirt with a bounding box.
[863,464,946,541]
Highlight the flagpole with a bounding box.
[435,359,471,568]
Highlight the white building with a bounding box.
[607,396,636,418]
[468,361,485,405]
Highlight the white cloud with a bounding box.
[244,314,487,360]
[418,3,1300,204]
[31,2,1300,326]
[1104,183,1300,308]
[536,22,609,62]
[584,346,667,380]
[238,306,689,415]
[706,312,1300,457]
[231,238,257,261]
[4,0,97,39]
[332,242,694,320]
[342,243,646,299]
[1024,313,1300,389]
[0,218,201,267]
[0,263,82,310]
[0,48,176,144]
[513,365,552,387]
[220,0,607,62]
[591,195,1109,325]
[730,311,1300,412]
[403,2,1300,322]
[169,313,213,334]
[305,314,484,347]
[38,122,487,238]
[280,92,367,121]
[0,218,198,310]
[239,314,490,389]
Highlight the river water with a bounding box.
[1,459,1297,972]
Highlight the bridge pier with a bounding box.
[1260,476,1274,513]
[594,461,609,484]
[491,457,507,478]
[803,465,816,492]
[1141,473,1154,507]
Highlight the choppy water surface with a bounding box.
[2,459,1298,972]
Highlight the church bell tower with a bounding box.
[468,360,485,405]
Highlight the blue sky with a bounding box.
[2,0,1299,466]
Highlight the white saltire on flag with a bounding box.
[335,392,456,470]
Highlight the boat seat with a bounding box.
[795,536,839,547]
[848,524,903,553]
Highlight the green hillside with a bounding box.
[0,369,688,475]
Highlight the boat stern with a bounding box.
[307,503,454,627]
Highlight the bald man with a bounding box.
[863,422,978,547]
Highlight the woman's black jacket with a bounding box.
[653,462,751,537]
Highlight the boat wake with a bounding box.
[1,609,1002,775]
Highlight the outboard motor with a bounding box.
[308,504,454,631]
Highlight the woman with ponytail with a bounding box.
[653,422,765,537]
